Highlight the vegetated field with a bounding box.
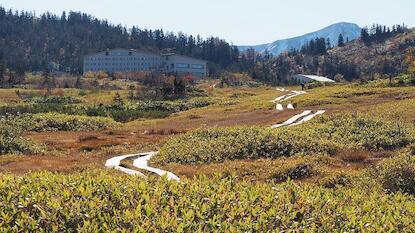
[1,76,415,231]
[1,168,414,232]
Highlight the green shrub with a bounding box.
[321,173,353,189]
[274,164,315,181]
[14,113,115,132]
[0,122,40,154]
[155,127,336,164]
[26,96,82,104]
[155,114,414,165]
[373,155,415,195]
[0,98,213,123]
[312,114,415,151]
[0,170,414,232]
[136,98,212,112]
[109,108,170,122]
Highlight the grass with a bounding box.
[0,89,23,104]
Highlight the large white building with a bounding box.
[83,48,207,77]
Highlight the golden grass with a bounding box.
[0,88,22,104]
[157,154,364,183]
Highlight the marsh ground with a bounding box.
[1,79,414,183]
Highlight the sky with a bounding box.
[1,0,414,45]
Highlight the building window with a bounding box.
[176,63,190,69]
[192,64,205,69]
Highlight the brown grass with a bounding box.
[337,149,370,163]
[156,156,364,183]
[78,135,99,142]
[143,128,186,136]
[0,89,21,104]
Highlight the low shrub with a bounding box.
[155,127,336,164]
[0,98,213,123]
[13,113,115,132]
[0,103,75,115]
[312,113,415,151]
[321,173,353,189]
[109,108,169,122]
[0,121,41,154]
[0,170,414,231]
[155,114,414,165]
[373,155,415,195]
[25,96,82,104]
[136,98,213,112]
[274,164,314,181]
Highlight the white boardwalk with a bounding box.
[271,87,326,128]
[105,152,180,181]
[106,87,326,179]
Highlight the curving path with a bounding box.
[270,87,326,128]
[133,152,180,181]
[106,87,325,179]
[105,152,180,181]
[271,89,306,111]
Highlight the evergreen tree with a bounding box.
[128,84,135,100]
[113,92,124,107]
[75,76,82,88]
[173,77,186,98]
[326,38,332,49]
[0,53,5,84]
[0,6,241,74]
[404,48,415,84]
[42,67,54,89]
[338,34,345,47]
[361,28,370,45]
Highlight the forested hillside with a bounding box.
[247,25,415,84]
[0,6,414,85]
[0,7,239,74]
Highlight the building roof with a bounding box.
[293,74,335,83]
[167,54,208,64]
[84,48,158,57]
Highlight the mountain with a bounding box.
[239,22,362,55]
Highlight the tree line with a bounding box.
[0,7,239,75]
[242,24,410,84]
[361,24,407,45]
[0,6,411,86]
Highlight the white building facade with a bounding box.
[83,49,207,77]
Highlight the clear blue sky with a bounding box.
[1,0,414,45]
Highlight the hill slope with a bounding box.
[327,27,415,77]
[239,22,361,55]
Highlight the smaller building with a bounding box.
[163,54,207,78]
[292,74,335,83]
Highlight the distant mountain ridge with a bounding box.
[239,22,362,55]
